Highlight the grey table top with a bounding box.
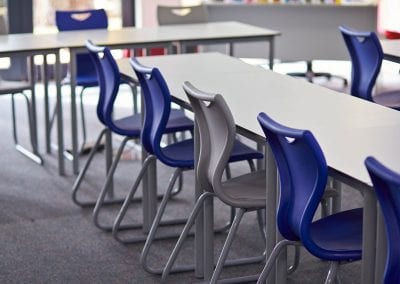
[0,21,279,53]
[381,39,400,63]
[118,52,400,187]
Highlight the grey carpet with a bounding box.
[0,82,363,283]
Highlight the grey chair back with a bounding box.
[157,5,208,26]
[183,81,236,205]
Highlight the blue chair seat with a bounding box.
[161,138,264,169]
[310,208,363,261]
[113,109,193,137]
[222,170,266,208]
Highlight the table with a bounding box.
[382,39,400,63]
[63,21,279,175]
[205,2,377,61]
[0,21,279,177]
[118,52,398,284]
[0,33,64,174]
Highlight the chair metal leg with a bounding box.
[257,240,301,284]
[325,261,339,284]
[287,245,301,275]
[71,128,108,207]
[161,191,214,282]
[112,163,189,243]
[210,208,246,284]
[79,87,88,154]
[93,136,137,230]
[257,208,266,244]
[11,93,43,164]
[140,168,192,274]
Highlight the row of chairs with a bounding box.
[63,8,399,283]
[72,38,400,283]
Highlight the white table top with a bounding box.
[118,52,400,187]
[381,39,400,63]
[0,21,279,53]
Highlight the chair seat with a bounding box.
[222,170,266,209]
[373,90,400,109]
[0,79,31,94]
[62,74,98,88]
[161,138,263,170]
[310,208,363,261]
[112,109,193,137]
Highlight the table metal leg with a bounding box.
[269,37,275,71]
[28,56,39,154]
[194,120,205,278]
[265,144,278,284]
[70,50,79,174]
[42,54,51,154]
[375,205,387,284]
[55,52,65,175]
[361,186,377,284]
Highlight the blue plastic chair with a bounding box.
[340,26,400,109]
[72,41,194,232]
[256,112,363,283]
[365,157,400,284]
[55,9,138,153]
[112,59,264,275]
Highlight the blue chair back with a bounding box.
[257,112,328,253]
[130,58,177,166]
[365,157,400,284]
[339,26,383,102]
[56,9,108,83]
[85,40,119,128]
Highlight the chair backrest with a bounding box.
[85,40,119,127]
[339,26,383,102]
[130,58,177,166]
[257,112,328,255]
[365,157,400,284]
[56,9,108,81]
[183,81,237,204]
[157,5,208,26]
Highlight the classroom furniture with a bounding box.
[0,33,64,173]
[157,4,208,25]
[381,39,400,63]
[55,9,108,154]
[71,40,192,211]
[117,51,400,284]
[157,4,208,54]
[204,2,377,61]
[112,58,263,274]
[59,21,278,175]
[256,112,362,283]
[365,157,400,284]
[340,26,400,109]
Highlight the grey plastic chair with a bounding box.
[157,5,208,25]
[157,5,208,54]
[161,82,273,283]
[0,14,42,164]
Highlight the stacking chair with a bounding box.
[55,9,138,154]
[365,157,400,284]
[157,5,208,54]
[256,112,363,284]
[161,81,271,283]
[0,15,42,164]
[340,26,400,109]
[112,62,264,275]
[288,61,348,86]
[72,40,193,225]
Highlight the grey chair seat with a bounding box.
[222,170,266,209]
[0,79,31,94]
